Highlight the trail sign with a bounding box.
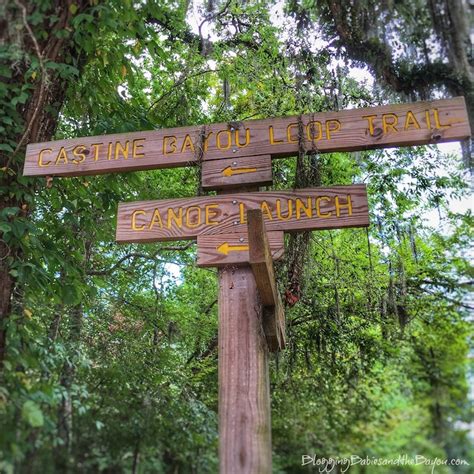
[22,94,471,474]
[116,185,369,243]
[23,97,470,177]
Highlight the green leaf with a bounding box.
[11,92,29,106]
[0,222,11,233]
[0,143,13,152]
[0,207,20,218]
[21,400,44,428]
[61,284,81,305]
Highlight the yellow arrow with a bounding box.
[222,166,257,177]
[217,242,249,255]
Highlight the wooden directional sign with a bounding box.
[21,91,473,474]
[197,231,284,267]
[116,185,369,243]
[24,97,470,177]
[201,155,272,190]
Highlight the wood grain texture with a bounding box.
[24,97,471,177]
[248,210,277,306]
[116,185,370,243]
[263,297,286,353]
[196,231,284,267]
[218,266,272,473]
[248,210,286,352]
[201,155,272,189]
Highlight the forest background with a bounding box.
[0,0,473,472]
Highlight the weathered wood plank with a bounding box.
[201,155,272,190]
[248,210,286,352]
[218,266,272,473]
[116,185,369,242]
[196,231,284,267]
[247,210,278,306]
[24,97,471,177]
[263,297,286,352]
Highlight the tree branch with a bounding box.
[87,245,193,276]
[147,69,218,114]
[9,0,48,167]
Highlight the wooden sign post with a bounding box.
[218,263,272,472]
[22,97,471,474]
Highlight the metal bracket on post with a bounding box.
[247,209,286,352]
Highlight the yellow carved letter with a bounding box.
[403,111,421,130]
[216,130,231,150]
[91,143,101,161]
[316,196,332,218]
[276,199,293,220]
[362,114,377,135]
[425,110,432,129]
[181,134,195,153]
[167,208,183,229]
[38,148,52,167]
[433,109,451,128]
[133,138,145,158]
[163,136,177,155]
[326,119,341,139]
[115,141,130,160]
[107,142,113,160]
[306,121,322,141]
[72,145,86,164]
[286,123,299,144]
[239,203,246,224]
[269,126,283,145]
[149,209,163,229]
[382,113,398,133]
[205,204,219,225]
[203,132,213,151]
[132,210,146,230]
[296,197,312,219]
[55,147,68,165]
[260,201,273,220]
[335,195,352,217]
[186,206,201,228]
[235,128,250,148]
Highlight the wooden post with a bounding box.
[247,209,286,352]
[218,266,272,473]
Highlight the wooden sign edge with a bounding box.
[115,184,370,243]
[23,97,471,177]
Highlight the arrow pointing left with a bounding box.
[216,242,249,255]
[222,166,258,177]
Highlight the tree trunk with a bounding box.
[132,442,140,474]
[0,0,90,365]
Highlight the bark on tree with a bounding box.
[0,0,90,364]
